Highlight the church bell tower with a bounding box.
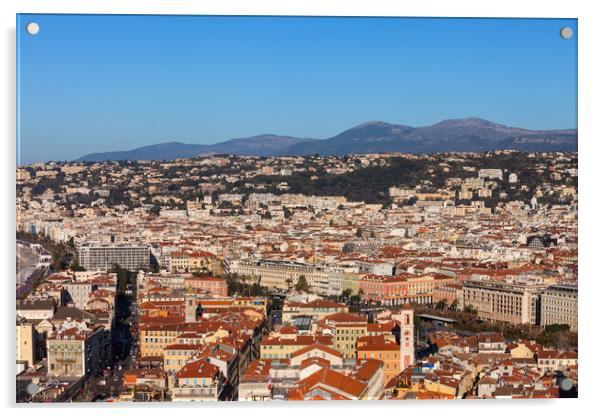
[400,303,415,371]
[184,293,197,323]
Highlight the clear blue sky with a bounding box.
[17,15,577,164]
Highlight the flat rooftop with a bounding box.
[417,314,457,323]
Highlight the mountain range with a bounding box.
[76,117,577,162]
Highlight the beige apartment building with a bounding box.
[227,259,360,296]
[16,317,36,368]
[540,283,578,332]
[139,322,182,358]
[324,312,369,358]
[47,322,110,378]
[461,278,545,325]
[169,251,218,273]
[228,259,310,291]
[260,333,334,359]
[282,299,348,324]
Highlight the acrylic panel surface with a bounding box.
[16,14,577,403]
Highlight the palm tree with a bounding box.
[435,299,448,311]
[295,275,310,292]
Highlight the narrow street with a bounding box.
[74,278,136,402]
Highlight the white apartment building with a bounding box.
[78,243,150,271]
[63,282,95,310]
[540,283,578,332]
[478,169,503,181]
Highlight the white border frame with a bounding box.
[2,1,600,416]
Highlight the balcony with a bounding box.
[171,386,221,401]
[239,382,271,400]
[54,358,77,363]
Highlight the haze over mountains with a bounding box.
[76,118,577,162]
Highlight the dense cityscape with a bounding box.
[15,150,578,401]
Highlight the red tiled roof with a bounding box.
[177,359,220,379]
[291,343,343,359]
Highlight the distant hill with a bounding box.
[76,135,316,162]
[76,118,577,161]
[78,142,209,162]
[280,121,418,156]
[284,118,577,155]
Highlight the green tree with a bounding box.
[414,314,423,333]
[349,289,363,306]
[463,304,477,314]
[111,264,132,295]
[270,296,283,311]
[435,299,448,311]
[250,282,264,296]
[69,259,86,272]
[295,275,310,292]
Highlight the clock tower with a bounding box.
[184,293,197,323]
[399,303,415,371]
